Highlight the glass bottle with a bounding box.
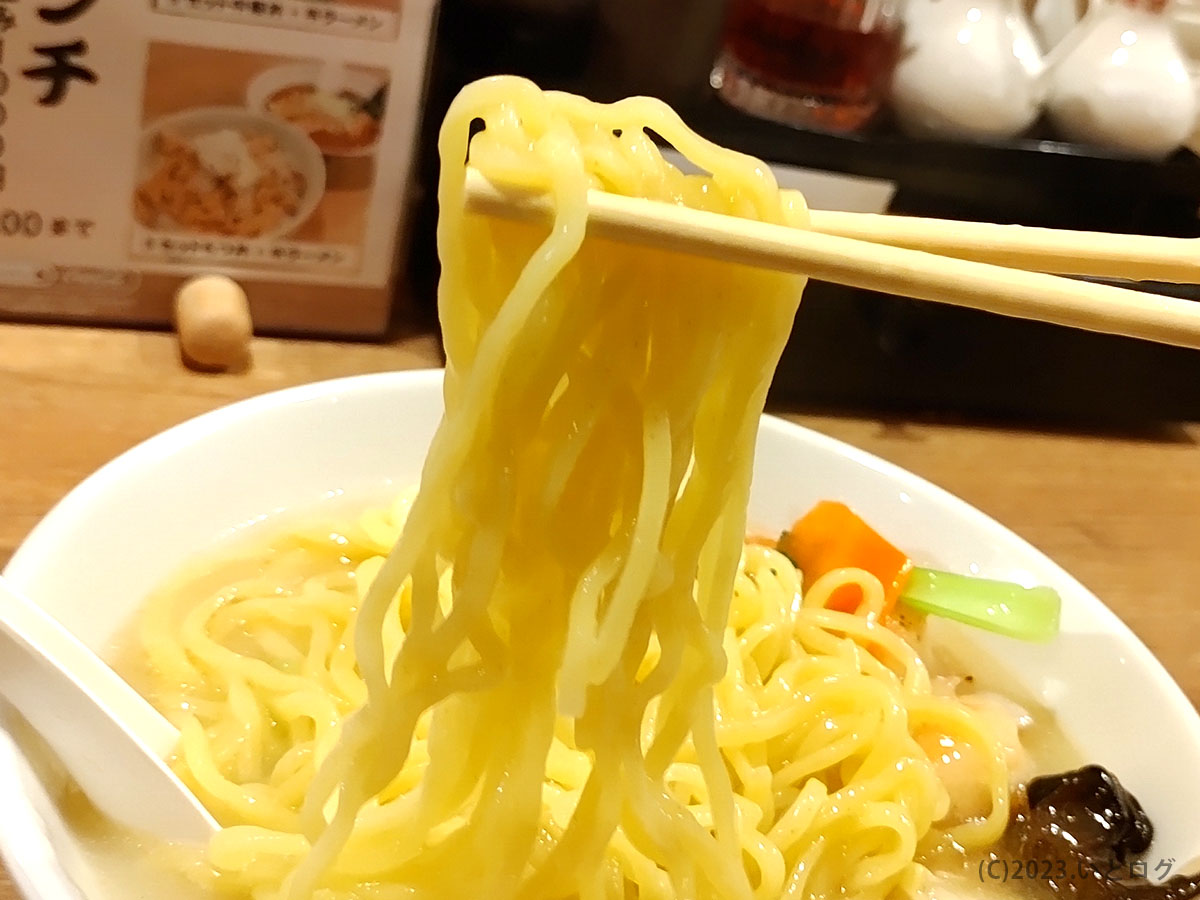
[710,0,905,132]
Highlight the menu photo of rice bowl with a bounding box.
[246,63,386,157]
[133,107,326,242]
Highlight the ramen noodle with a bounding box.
[112,76,1033,900]
[122,492,1025,900]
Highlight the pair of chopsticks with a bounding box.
[463,169,1200,351]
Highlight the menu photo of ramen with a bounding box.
[131,43,390,274]
[254,67,385,157]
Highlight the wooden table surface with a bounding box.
[2,319,1199,898]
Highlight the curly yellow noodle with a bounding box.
[115,77,1021,900]
[127,516,1017,899]
[804,568,887,618]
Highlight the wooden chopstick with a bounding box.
[463,169,1200,352]
[802,206,1200,284]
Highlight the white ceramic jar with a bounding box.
[890,0,1046,139]
[1042,0,1196,158]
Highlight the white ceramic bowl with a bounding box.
[246,64,385,158]
[5,370,1200,897]
[136,106,326,241]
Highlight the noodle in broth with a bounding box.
[114,76,1024,900]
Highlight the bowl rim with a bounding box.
[5,371,432,587]
[9,367,1198,727]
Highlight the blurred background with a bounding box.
[404,0,1200,421]
[9,0,1200,421]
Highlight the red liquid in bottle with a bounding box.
[712,0,902,132]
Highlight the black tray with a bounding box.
[408,11,1200,422]
[678,94,1200,234]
